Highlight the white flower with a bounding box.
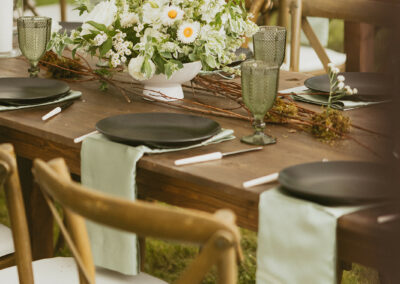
[337,75,345,82]
[177,22,200,44]
[345,85,353,95]
[120,12,139,28]
[51,22,62,34]
[337,82,345,90]
[81,0,118,35]
[331,67,340,74]
[161,6,183,26]
[128,55,156,80]
[142,3,162,25]
[353,88,358,94]
[93,32,108,46]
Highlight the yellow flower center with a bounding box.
[168,10,178,19]
[183,27,193,38]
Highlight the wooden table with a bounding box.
[0,58,398,280]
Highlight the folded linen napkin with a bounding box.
[256,187,368,284]
[0,91,81,111]
[81,129,235,275]
[280,85,388,110]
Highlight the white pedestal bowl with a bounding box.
[142,61,202,101]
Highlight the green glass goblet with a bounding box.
[17,16,51,78]
[241,60,279,145]
[253,26,286,67]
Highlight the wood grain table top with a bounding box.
[0,57,397,269]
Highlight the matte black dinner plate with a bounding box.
[96,113,221,148]
[304,72,392,101]
[279,161,396,205]
[0,78,70,104]
[59,22,82,35]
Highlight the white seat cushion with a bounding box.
[0,257,167,284]
[0,224,14,256]
[281,44,347,73]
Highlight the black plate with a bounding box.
[304,72,392,101]
[279,161,396,205]
[59,21,82,35]
[0,78,70,104]
[96,113,221,148]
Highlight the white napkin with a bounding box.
[256,188,367,284]
[81,129,235,275]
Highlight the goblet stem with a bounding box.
[253,117,266,134]
[28,61,39,78]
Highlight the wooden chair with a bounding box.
[0,156,242,283]
[0,144,33,277]
[281,0,400,72]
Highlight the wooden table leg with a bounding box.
[344,22,375,72]
[17,156,53,260]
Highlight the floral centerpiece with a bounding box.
[50,0,258,85]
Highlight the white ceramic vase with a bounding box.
[142,61,202,101]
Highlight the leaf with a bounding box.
[74,5,88,16]
[99,38,112,57]
[46,40,53,51]
[188,53,199,61]
[82,33,97,41]
[64,38,74,45]
[205,55,217,68]
[169,59,183,69]
[164,62,174,78]
[57,44,65,56]
[153,55,165,74]
[71,48,77,59]
[86,21,108,32]
[142,58,153,78]
[160,52,172,59]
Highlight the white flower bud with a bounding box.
[338,82,345,90]
[353,88,358,94]
[337,75,345,82]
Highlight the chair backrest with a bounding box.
[281,0,400,72]
[0,144,33,283]
[32,157,242,284]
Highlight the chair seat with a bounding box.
[281,44,347,73]
[0,257,167,284]
[0,224,14,257]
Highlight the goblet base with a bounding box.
[241,132,276,146]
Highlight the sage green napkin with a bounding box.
[281,86,388,110]
[0,91,81,111]
[257,187,368,284]
[81,129,235,275]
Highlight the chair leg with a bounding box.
[0,254,15,269]
[60,0,67,22]
[217,247,237,284]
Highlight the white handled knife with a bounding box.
[174,146,263,166]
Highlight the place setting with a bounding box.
[0,15,81,117]
[281,68,393,110]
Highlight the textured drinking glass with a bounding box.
[253,26,286,67]
[17,16,51,77]
[241,60,279,145]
